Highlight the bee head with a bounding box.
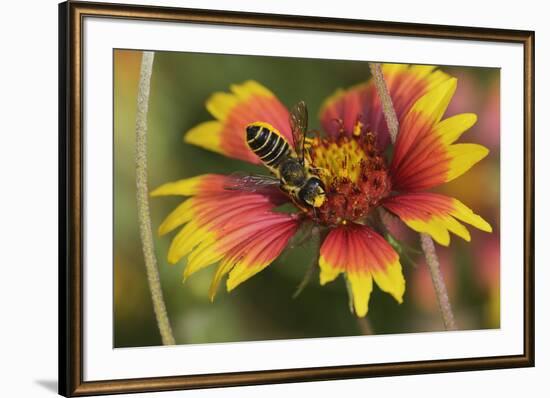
[299,177,326,208]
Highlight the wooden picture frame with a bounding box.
[59,1,534,396]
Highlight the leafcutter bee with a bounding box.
[228,101,326,210]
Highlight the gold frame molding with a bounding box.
[58,1,535,396]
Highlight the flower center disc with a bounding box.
[307,132,391,226]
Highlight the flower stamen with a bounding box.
[307,129,391,226]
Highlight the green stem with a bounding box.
[369,62,457,331]
[135,51,176,345]
[293,226,322,299]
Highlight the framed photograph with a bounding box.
[59,1,534,396]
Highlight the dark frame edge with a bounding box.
[67,0,533,42]
[60,1,535,396]
[58,1,69,396]
[60,1,84,396]
[523,30,535,368]
[69,355,533,397]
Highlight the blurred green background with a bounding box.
[114,50,500,348]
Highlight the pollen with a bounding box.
[307,129,391,226]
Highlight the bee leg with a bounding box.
[279,183,289,194]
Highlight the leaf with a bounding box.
[291,225,322,298]
[292,261,317,299]
[385,231,421,268]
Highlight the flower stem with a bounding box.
[369,62,458,330]
[420,234,457,330]
[356,317,374,335]
[368,63,399,144]
[135,51,176,345]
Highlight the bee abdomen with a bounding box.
[246,124,290,167]
[264,140,289,166]
[246,125,270,150]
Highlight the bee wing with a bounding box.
[224,173,280,193]
[290,100,308,163]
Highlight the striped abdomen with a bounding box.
[246,123,292,169]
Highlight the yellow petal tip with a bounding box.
[184,121,223,154]
[167,256,179,265]
[158,225,170,236]
[149,187,163,197]
[355,308,368,318]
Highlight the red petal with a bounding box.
[390,80,488,191]
[185,81,292,164]
[224,218,299,291]
[318,224,405,317]
[383,193,492,246]
[319,64,451,149]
